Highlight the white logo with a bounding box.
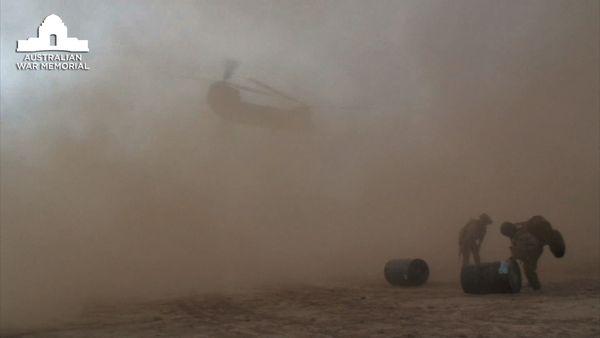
[17,14,88,52]
[16,14,90,71]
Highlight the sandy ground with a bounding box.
[4,278,599,338]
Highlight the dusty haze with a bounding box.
[1,0,598,331]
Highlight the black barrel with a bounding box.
[384,259,429,286]
[461,260,521,294]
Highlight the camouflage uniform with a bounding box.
[502,216,554,290]
[509,226,544,290]
[459,214,492,266]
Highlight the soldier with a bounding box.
[501,215,565,290]
[459,213,493,266]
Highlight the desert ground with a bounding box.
[4,277,599,338]
[1,1,598,338]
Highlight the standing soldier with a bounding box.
[501,215,565,290]
[459,213,493,266]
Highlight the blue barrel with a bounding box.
[461,260,521,294]
[384,259,430,286]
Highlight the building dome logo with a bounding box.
[17,14,88,52]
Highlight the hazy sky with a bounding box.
[1,0,598,330]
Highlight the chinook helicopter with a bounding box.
[206,60,312,130]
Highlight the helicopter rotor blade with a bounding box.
[245,78,306,106]
[229,83,280,97]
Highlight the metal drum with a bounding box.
[384,259,430,287]
[461,260,521,294]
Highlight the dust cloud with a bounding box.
[1,0,598,331]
